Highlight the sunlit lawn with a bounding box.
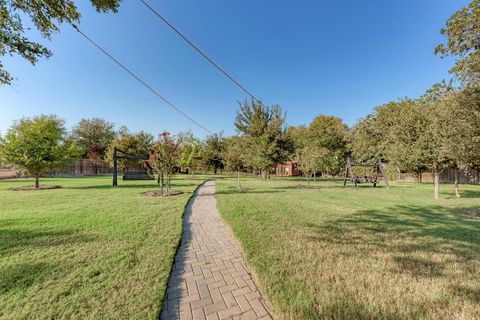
[215,176,480,320]
[0,176,204,319]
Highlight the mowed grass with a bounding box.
[215,177,480,320]
[0,176,204,319]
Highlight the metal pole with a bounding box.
[113,147,118,186]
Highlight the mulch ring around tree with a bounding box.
[142,190,183,197]
[10,185,62,191]
[291,184,321,189]
[465,208,480,218]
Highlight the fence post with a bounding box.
[113,147,118,187]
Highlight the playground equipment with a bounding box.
[343,158,389,188]
[112,147,152,186]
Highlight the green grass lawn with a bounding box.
[0,176,204,319]
[215,177,480,320]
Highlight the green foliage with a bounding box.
[148,132,181,193]
[222,136,246,172]
[105,127,153,169]
[178,131,202,176]
[295,144,324,185]
[235,98,292,177]
[435,0,480,86]
[0,115,77,187]
[72,118,116,159]
[0,0,122,85]
[201,133,225,173]
[308,115,348,176]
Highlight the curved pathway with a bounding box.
[161,181,272,320]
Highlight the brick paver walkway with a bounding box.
[160,180,272,320]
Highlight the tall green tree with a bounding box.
[72,118,115,159]
[1,0,122,85]
[308,115,348,177]
[202,133,225,174]
[0,115,77,188]
[234,98,292,179]
[105,127,153,169]
[435,0,480,86]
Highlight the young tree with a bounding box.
[105,127,153,170]
[1,0,122,85]
[295,144,324,187]
[202,133,225,174]
[222,136,246,190]
[148,132,181,195]
[435,0,480,86]
[234,98,292,180]
[178,131,202,178]
[0,115,77,189]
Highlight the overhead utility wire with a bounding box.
[139,0,264,106]
[71,23,212,134]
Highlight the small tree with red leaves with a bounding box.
[148,132,181,195]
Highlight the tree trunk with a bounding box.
[307,175,310,188]
[454,167,461,198]
[237,170,241,190]
[35,176,40,189]
[434,169,440,200]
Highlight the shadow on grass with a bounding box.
[0,262,53,294]
[302,203,480,297]
[0,226,97,258]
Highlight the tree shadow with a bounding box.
[0,262,53,294]
[0,225,97,258]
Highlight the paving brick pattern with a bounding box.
[160,181,272,320]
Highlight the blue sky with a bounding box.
[0,0,468,138]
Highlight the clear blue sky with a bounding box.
[0,0,468,138]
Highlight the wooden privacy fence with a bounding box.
[397,167,480,184]
[45,159,113,177]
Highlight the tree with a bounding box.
[222,136,246,190]
[436,86,480,197]
[148,132,181,195]
[0,115,77,188]
[1,0,122,85]
[72,118,115,159]
[295,144,324,187]
[380,100,431,182]
[234,98,292,180]
[202,133,225,174]
[105,127,153,170]
[435,0,480,86]
[308,115,348,178]
[178,131,202,178]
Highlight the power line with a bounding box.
[139,0,264,106]
[70,23,212,134]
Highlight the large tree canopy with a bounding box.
[0,115,77,188]
[72,118,116,159]
[435,0,480,85]
[0,0,122,85]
